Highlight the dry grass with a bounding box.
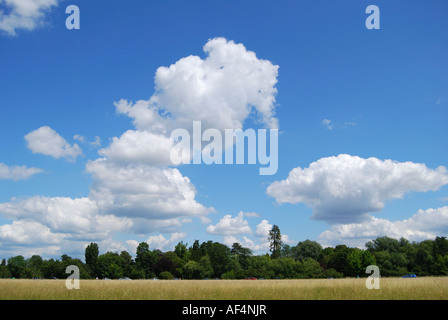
[1,277,447,300]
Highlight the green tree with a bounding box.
[26,255,43,278]
[154,251,183,278]
[366,236,400,253]
[198,255,213,279]
[345,249,364,277]
[327,245,351,276]
[320,247,335,270]
[208,242,231,278]
[97,252,125,279]
[231,242,252,269]
[268,224,282,259]
[246,254,274,279]
[298,258,323,279]
[280,244,293,258]
[345,249,375,277]
[41,259,60,279]
[135,242,158,278]
[60,256,91,279]
[433,236,448,257]
[414,240,434,275]
[85,243,99,277]
[189,240,202,262]
[434,254,448,275]
[7,255,26,278]
[120,250,137,278]
[174,241,189,262]
[271,257,298,279]
[120,250,132,265]
[292,240,323,262]
[182,260,201,279]
[0,260,11,278]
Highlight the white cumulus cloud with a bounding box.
[24,126,83,161]
[116,37,279,133]
[267,154,448,224]
[0,220,64,245]
[0,196,133,235]
[86,159,211,220]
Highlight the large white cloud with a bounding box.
[116,37,279,133]
[0,220,64,245]
[267,154,448,224]
[0,195,137,257]
[24,126,83,161]
[86,158,211,220]
[0,196,133,236]
[0,0,60,36]
[0,163,42,180]
[318,206,448,248]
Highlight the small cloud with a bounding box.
[74,134,101,148]
[342,121,356,128]
[242,211,260,218]
[322,118,356,130]
[90,136,101,147]
[73,134,86,143]
[322,119,333,130]
[25,126,83,161]
[199,216,212,224]
[0,163,42,181]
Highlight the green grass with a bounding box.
[1,277,447,300]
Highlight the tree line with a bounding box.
[1,225,448,280]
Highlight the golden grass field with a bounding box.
[1,277,447,300]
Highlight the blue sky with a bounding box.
[0,0,447,259]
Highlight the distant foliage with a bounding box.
[2,236,448,279]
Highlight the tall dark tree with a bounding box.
[189,240,202,262]
[26,255,43,278]
[85,243,99,277]
[268,224,282,259]
[208,242,231,278]
[135,242,158,278]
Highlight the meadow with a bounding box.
[0,277,447,300]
